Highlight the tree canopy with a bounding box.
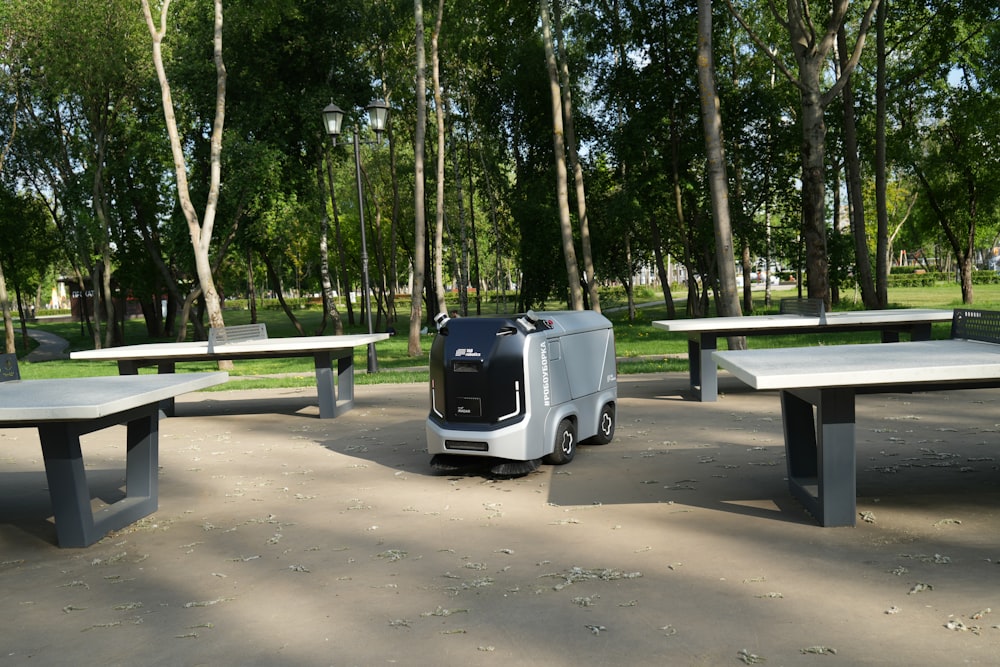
[1,0,997,355]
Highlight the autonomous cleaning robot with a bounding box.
[426,310,617,476]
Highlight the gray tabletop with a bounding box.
[713,339,1000,390]
[70,333,388,361]
[654,308,953,333]
[0,372,229,421]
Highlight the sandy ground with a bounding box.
[1,373,999,666]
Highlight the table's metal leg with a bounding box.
[118,360,176,417]
[879,323,933,343]
[337,354,355,410]
[39,425,94,548]
[688,334,718,401]
[314,351,337,419]
[781,388,857,527]
[909,323,932,341]
[38,406,160,547]
[125,414,158,500]
[157,362,178,416]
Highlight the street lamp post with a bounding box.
[322,100,390,374]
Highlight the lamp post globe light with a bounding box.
[322,100,391,373]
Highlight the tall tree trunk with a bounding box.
[430,0,447,317]
[624,233,635,321]
[478,145,505,314]
[671,106,702,318]
[540,0,583,310]
[360,162,388,330]
[0,262,13,354]
[317,153,343,335]
[874,0,889,307]
[648,213,676,319]
[452,132,469,316]
[726,0,880,306]
[832,159,843,305]
[838,25,878,308]
[553,0,599,312]
[247,247,257,324]
[142,0,228,359]
[463,112,482,315]
[262,252,305,335]
[409,0,429,356]
[89,265,103,348]
[696,0,742,324]
[92,124,116,348]
[325,152,354,327]
[387,93,401,324]
[914,167,976,304]
[798,68,830,304]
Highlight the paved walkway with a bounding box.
[24,328,69,362]
[1,377,998,664]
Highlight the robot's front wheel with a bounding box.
[544,418,576,465]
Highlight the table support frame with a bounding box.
[38,404,160,547]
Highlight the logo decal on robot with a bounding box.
[540,341,551,406]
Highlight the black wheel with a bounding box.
[544,417,576,465]
[588,402,615,445]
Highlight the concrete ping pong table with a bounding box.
[0,372,228,546]
[654,305,953,401]
[712,309,1000,526]
[71,333,388,419]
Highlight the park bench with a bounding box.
[208,323,268,351]
[950,307,1000,342]
[712,308,1000,526]
[653,303,952,401]
[777,297,826,321]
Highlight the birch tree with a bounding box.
[553,0,599,312]
[0,17,14,354]
[141,0,228,340]
[408,0,429,356]
[430,0,448,316]
[540,0,583,310]
[697,0,742,322]
[727,0,880,305]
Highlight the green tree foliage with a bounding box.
[0,189,60,349]
[2,0,998,342]
[889,0,1000,303]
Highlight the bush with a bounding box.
[886,272,944,287]
[973,270,1000,285]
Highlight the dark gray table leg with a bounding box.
[38,405,160,547]
[313,351,355,418]
[909,322,932,341]
[880,322,932,343]
[157,362,178,416]
[781,388,857,527]
[118,360,177,417]
[314,351,337,418]
[687,333,718,401]
[337,354,355,410]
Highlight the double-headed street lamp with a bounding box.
[322,99,390,374]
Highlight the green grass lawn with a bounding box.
[12,283,997,389]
